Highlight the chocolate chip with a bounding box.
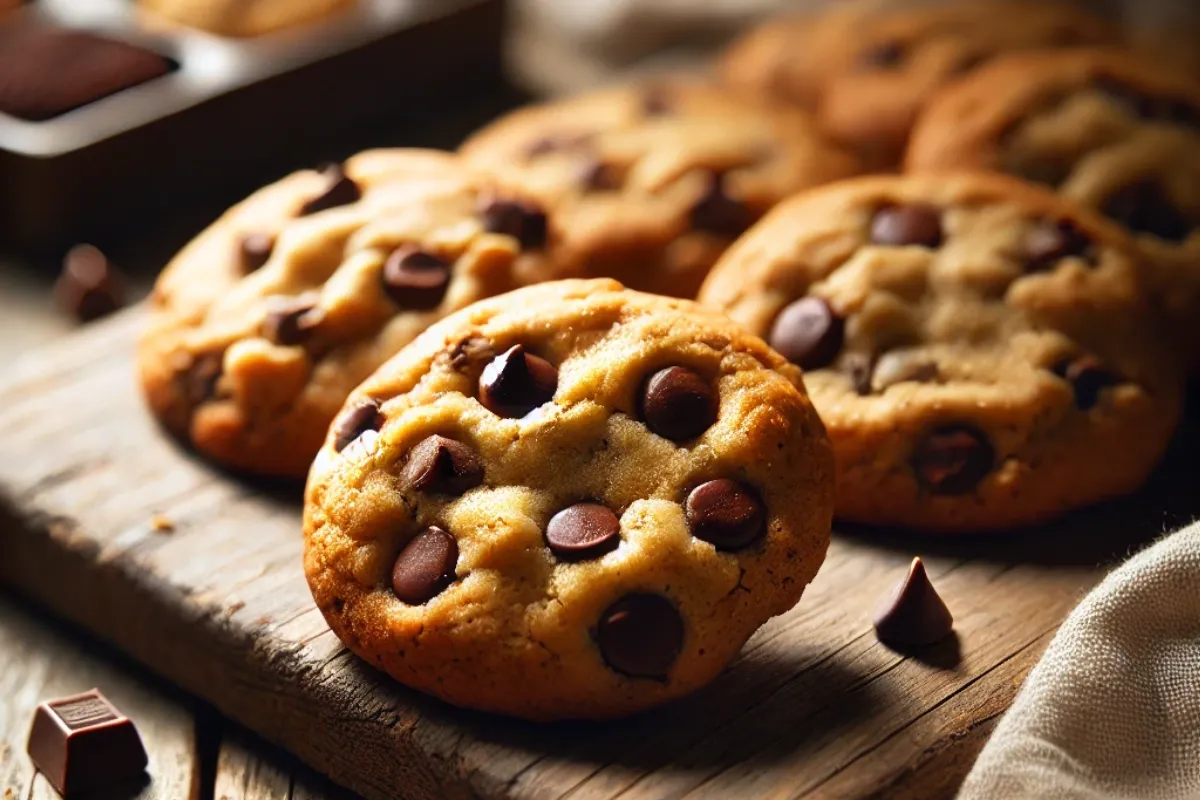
[449,336,495,373]
[769,297,845,370]
[1101,180,1192,244]
[300,163,361,215]
[861,39,906,68]
[873,557,954,647]
[478,345,558,418]
[870,204,943,248]
[400,435,483,495]
[55,244,127,323]
[685,479,765,551]
[239,233,274,272]
[391,526,458,605]
[596,593,683,678]
[640,86,672,116]
[184,353,223,406]
[640,366,718,442]
[333,398,382,453]
[578,159,620,191]
[1024,219,1092,271]
[843,353,874,396]
[1054,355,1117,411]
[262,300,323,345]
[689,172,752,237]
[871,352,939,392]
[911,425,995,495]
[382,246,451,310]
[480,197,548,250]
[546,503,621,560]
[27,689,148,797]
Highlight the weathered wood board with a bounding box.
[0,308,1196,800]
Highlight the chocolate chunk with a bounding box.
[546,503,622,560]
[640,86,673,116]
[579,159,620,191]
[640,366,718,442]
[596,593,683,678]
[1054,355,1117,411]
[1101,180,1192,243]
[769,297,845,370]
[685,479,766,550]
[239,233,274,272]
[382,246,451,310]
[400,435,484,495]
[911,425,995,495]
[262,299,323,345]
[873,557,954,647]
[689,172,752,237]
[843,353,875,396]
[300,163,361,215]
[55,244,127,323]
[391,527,458,605]
[870,204,944,248]
[1024,219,1092,270]
[480,197,548,250]
[26,689,149,797]
[479,345,558,418]
[185,353,223,406]
[449,336,495,373]
[861,39,906,69]
[871,352,939,392]
[333,398,382,453]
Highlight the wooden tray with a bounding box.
[0,308,1195,800]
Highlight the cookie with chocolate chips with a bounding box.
[906,48,1200,368]
[303,279,834,720]
[699,173,1183,532]
[459,79,858,298]
[139,149,569,477]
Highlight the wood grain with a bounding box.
[0,307,1194,800]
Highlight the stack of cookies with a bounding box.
[138,0,1198,719]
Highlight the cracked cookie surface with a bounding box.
[906,48,1200,368]
[459,79,859,299]
[699,173,1183,532]
[139,149,566,477]
[303,279,834,720]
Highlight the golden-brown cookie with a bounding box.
[699,173,1182,532]
[303,279,834,720]
[139,0,355,36]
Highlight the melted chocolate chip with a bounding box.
[640,366,718,442]
[1024,219,1092,271]
[546,503,621,560]
[300,163,361,215]
[333,398,382,453]
[1101,180,1192,244]
[262,300,323,345]
[874,557,954,647]
[480,197,548,250]
[843,353,875,396]
[400,435,484,495]
[911,425,995,495]
[768,297,844,370]
[184,353,223,406]
[382,246,451,310]
[685,479,766,551]
[478,345,558,418]
[870,204,944,248]
[239,233,274,272]
[689,172,752,237]
[578,159,620,191]
[449,336,495,373]
[55,244,127,323]
[596,593,683,678]
[391,527,458,605]
[1054,355,1117,411]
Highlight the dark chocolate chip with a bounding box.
[480,197,548,250]
[1054,355,1117,411]
[400,435,484,495]
[843,353,875,396]
[689,172,752,237]
[861,39,906,68]
[478,345,558,418]
[1024,219,1092,271]
[185,353,223,406]
[239,233,274,272]
[382,246,451,310]
[578,159,620,191]
[873,557,954,647]
[640,86,673,116]
[27,689,148,797]
[596,593,683,678]
[333,398,382,453]
[262,300,323,345]
[391,526,458,605]
[1101,180,1192,244]
[300,163,361,215]
[870,204,944,248]
[911,425,995,495]
[640,366,718,441]
[685,479,766,551]
[546,503,622,560]
[449,336,495,373]
[769,297,845,370]
[55,244,127,323]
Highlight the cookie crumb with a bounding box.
[150,514,175,533]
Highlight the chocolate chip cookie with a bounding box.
[303,279,834,720]
[139,0,355,37]
[459,79,859,299]
[906,48,1200,368]
[698,173,1183,532]
[139,149,565,477]
[721,1,1118,168]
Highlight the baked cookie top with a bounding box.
[459,79,859,298]
[303,279,834,720]
[721,0,1117,168]
[699,172,1182,532]
[906,48,1200,341]
[139,149,564,477]
[139,0,355,37]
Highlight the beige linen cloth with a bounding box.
[958,521,1200,799]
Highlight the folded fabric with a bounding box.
[959,520,1200,799]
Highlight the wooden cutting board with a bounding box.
[0,308,1195,800]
